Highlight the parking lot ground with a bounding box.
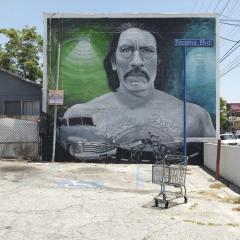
[0,160,240,240]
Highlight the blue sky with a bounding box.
[0,0,240,103]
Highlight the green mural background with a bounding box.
[47,17,216,124]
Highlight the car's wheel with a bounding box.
[68,144,74,156]
[131,150,142,163]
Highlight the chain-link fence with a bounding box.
[0,118,39,160]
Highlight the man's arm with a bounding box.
[187,103,216,138]
[199,107,216,137]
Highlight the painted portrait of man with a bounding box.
[64,21,216,146]
[45,15,218,159]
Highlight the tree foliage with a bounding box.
[220,97,230,133]
[0,26,43,82]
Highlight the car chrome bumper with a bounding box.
[71,148,117,160]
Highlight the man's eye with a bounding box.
[141,48,154,53]
[120,47,134,58]
[121,48,132,53]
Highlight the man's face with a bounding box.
[112,28,158,92]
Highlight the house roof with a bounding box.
[227,103,240,113]
[0,68,42,89]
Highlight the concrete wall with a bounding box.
[0,118,39,160]
[204,143,240,187]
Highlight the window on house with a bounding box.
[23,101,33,115]
[4,100,40,116]
[4,101,21,115]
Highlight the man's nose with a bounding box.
[130,50,144,67]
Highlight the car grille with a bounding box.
[83,142,114,153]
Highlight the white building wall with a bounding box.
[204,143,240,187]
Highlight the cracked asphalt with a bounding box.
[0,160,239,240]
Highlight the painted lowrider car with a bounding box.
[56,116,116,160]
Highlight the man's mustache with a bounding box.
[124,68,150,81]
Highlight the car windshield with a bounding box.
[68,117,94,126]
[82,117,94,126]
[220,134,236,140]
[69,118,82,126]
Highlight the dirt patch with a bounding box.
[226,223,240,227]
[232,206,240,212]
[209,183,225,189]
[221,196,240,204]
[189,202,198,210]
[197,190,240,204]
[104,186,155,194]
[197,190,219,199]
[0,165,37,172]
[182,219,240,227]
[182,219,218,226]
[70,166,111,174]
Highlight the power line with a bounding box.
[222,55,240,72]
[224,0,239,16]
[220,0,240,50]
[220,15,240,47]
[206,1,240,78]
[198,0,207,12]
[220,36,240,42]
[221,42,240,62]
[228,0,240,16]
[221,18,240,23]
[220,0,231,15]
[192,0,198,12]
[220,61,240,77]
[220,21,240,27]
[213,0,223,11]
[221,14,240,20]
[206,0,214,11]
[220,36,240,61]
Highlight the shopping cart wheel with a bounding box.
[184,196,188,203]
[154,199,158,207]
[165,201,169,209]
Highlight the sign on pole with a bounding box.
[174,38,214,156]
[48,90,64,105]
[174,39,214,47]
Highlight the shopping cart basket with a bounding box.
[152,155,188,208]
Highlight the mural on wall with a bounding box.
[46,15,217,161]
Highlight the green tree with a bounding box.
[220,97,231,133]
[0,26,43,82]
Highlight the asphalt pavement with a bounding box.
[0,160,239,240]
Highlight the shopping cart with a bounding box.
[152,155,188,208]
